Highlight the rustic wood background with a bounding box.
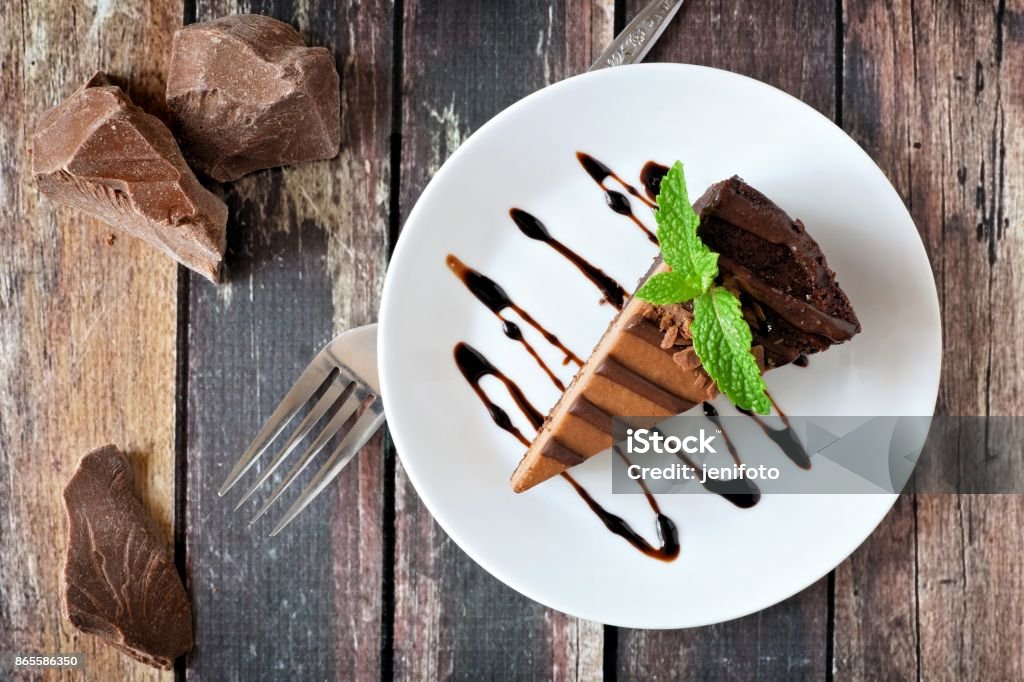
[1,0,1022,679]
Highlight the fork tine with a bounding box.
[249,389,365,523]
[233,379,351,510]
[218,351,353,496]
[270,401,386,537]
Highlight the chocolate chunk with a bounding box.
[61,445,192,670]
[32,72,228,282]
[166,14,341,181]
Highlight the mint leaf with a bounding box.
[653,161,718,293]
[692,286,772,414]
[630,160,769,414]
[634,271,705,305]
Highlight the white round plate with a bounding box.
[378,64,941,628]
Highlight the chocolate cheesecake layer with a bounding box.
[510,262,716,493]
[511,176,861,493]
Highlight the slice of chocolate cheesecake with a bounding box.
[511,176,860,493]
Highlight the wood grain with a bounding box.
[831,4,919,678]
[626,0,838,118]
[837,1,1024,678]
[615,1,836,678]
[184,0,391,679]
[0,1,180,680]
[2,0,1023,679]
[392,1,611,679]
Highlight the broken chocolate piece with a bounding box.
[166,14,341,182]
[32,72,228,282]
[61,445,192,670]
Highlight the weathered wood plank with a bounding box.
[184,1,391,679]
[831,3,918,678]
[626,0,838,118]
[392,1,611,679]
[615,1,836,679]
[616,582,829,680]
[831,496,917,679]
[837,1,1024,678]
[0,1,181,679]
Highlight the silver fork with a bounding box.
[218,324,384,536]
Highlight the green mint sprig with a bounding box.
[635,162,718,303]
[635,161,771,414]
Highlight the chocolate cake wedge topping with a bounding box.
[511,170,860,493]
[694,176,861,363]
[31,72,228,282]
[62,445,192,670]
[166,14,341,182]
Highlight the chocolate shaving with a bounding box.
[672,347,702,371]
[61,445,192,670]
[640,302,695,349]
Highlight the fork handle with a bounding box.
[328,323,380,393]
[589,0,685,71]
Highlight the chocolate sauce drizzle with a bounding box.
[698,403,762,507]
[569,445,679,562]
[453,342,680,562]
[576,152,657,209]
[576,152,658,245]
[640,161,670,202]
[737,396,812,470]
[447,255,582,390]
[509,208,627,310]
[454,343,544,440]
[701,403,742,467]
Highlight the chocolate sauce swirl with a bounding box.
[576,152,657,209]
[576,152,658,244]
[562,467,679,562]
[447,255,582,389]
[663,414,761,509]
[453,342,544,439]
[509,208,627,309]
